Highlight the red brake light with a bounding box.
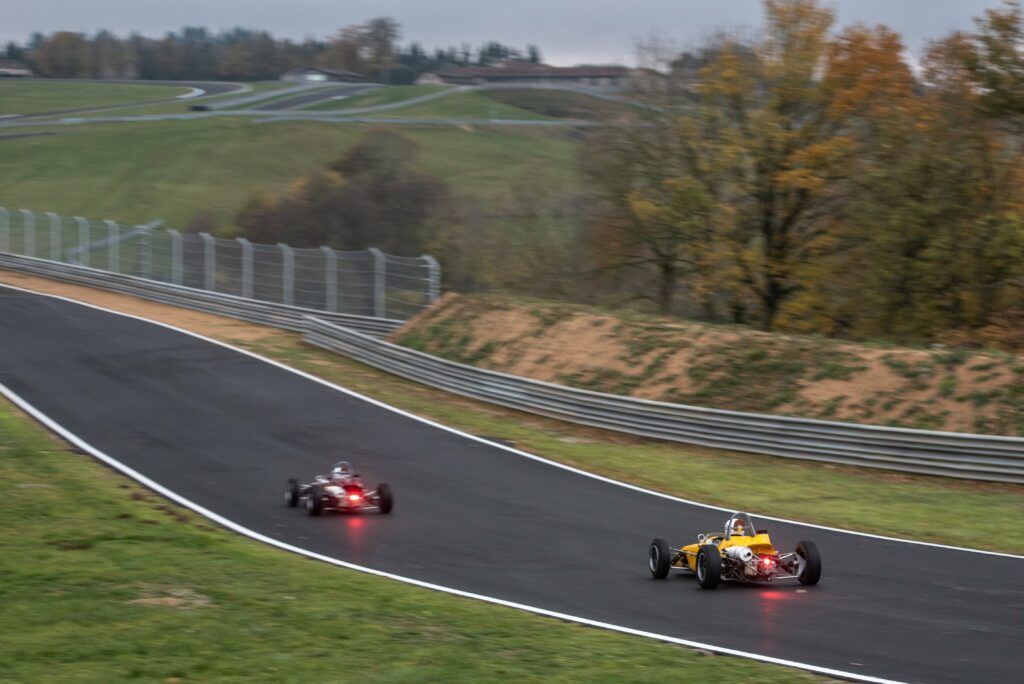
[348,494,361,502]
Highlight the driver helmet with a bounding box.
[331,461,354,480]
[730,518,746,536]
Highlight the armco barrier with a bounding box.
[0,253,402,338]
[304,316,1024,484]
[6,251,1024,484]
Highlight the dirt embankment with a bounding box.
[392,294,1024,436]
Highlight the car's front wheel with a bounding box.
[305,485,324,516]
[649,538,671,579]
[376,483,393,514]
[285,478,300,507]
[696,544,722,589]
[795,541,821,586]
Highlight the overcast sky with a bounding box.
[3,1,1006,65]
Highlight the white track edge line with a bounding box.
[0,381,903,684]
[2,280,1022,562]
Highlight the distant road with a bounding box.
[0,110,595,129]
[252,84,379,111]
[12,79,248,119]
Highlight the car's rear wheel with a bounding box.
[285,478,300,507]
[649,538,671,579]
[305,484,324,516]
[376,483,393,514]
[795,541,821,586]
[696,544,722,589]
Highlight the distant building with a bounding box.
[414,72,446,86]
[0,59,32,78]
[427,61,631,91]
[280,66,363,83]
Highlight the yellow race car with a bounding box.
[648,512,821,589]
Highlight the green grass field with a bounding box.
[0,397,828,683]
[365,90,551,120]
[301,84,452,111]
[482,88,637,120]
[0,118,579,230]
[0,81,192,116]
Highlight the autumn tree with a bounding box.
[236,129,450,256]
[581,117,719,316]
[951,0,1024,124]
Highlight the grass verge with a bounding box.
[0,395,826,683]
[0,81,192,116]
[364,90,551,120]
[301,84,451,111]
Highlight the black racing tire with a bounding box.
[649,538,671,579]
[796,541,821,586]
[305,484,324,516]
[285,478,300,507]
[376,483,393,514]
[696,544,722,590]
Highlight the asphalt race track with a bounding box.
[2,285,1022,683]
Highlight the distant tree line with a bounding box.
[2,19,542,82]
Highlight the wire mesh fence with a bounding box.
[0,207,440,320]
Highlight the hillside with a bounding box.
[394,295,1024,435]
[0,118,579,230]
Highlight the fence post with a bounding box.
[423,255,441,304]
[168,229,183,285]
[104,220,119,272]
[137,225,152,278]
[200,233,215,291]
[19,210,35,257]
[238,237,253,299]
[47,212,61,261]
[321,246,337,312]
[279,243,294,306]
[74,217,90,267]
[369,247,385,318]
[0,207,9,253]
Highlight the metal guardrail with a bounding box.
[0,253,402,338]
[6,249,1023,483]
[304,316,1024,484]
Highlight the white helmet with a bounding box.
[332,461,354,479]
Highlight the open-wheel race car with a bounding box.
[648,512,821,589]
[285,461,393,515]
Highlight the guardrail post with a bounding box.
[0,207,9,253]
[19,209,35,257]
[47,212,61,261]
[321,245,337,312]
[104,220,119,272]
[74,217,90,267]
[168,229,183,284]
[200,232,215,291]
[279,242,294,306]
[423,255,441,303]
[238,237,253,299]
[369,247,385,318]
